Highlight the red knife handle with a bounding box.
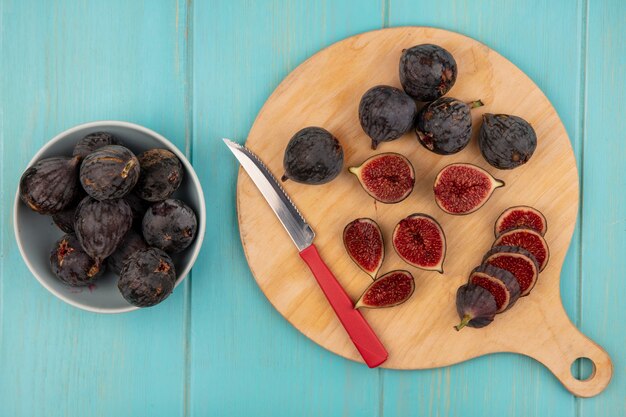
[299,244,388,368]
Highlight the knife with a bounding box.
[224,138,388,368]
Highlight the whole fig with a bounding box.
[400,44,457,101]
[19,156,80,215]
[118,248,176,307]
[108,229,148,275]
[282,127,343,184]
[135,149,183,202]
[73,132,121,159]
[80,145,140,200]
[142,199,197,253]
[50,234,103,286]
[478,114,537,169]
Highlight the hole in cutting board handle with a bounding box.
[571,357,596,381]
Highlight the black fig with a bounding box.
[469,264,521,313]
[52,207,77,233]
[349,153,415,203]
[50,234,103,286]
[118,248,176,307]
[142,199,197,253]
[399,44,457,101]
[74,197,133,268]
[72,132,121,159]
[135,149,183,202]
[124,192,150,230]
[483,246,539,296]
[416,97,483,155]
[479,113,537,169]
[455,283,498,330]
[434,163,504,215]
[355,270,415,309]
[108,229,149,275]
[282,127,344,184]
[358,85,417,149]
[493,228,550,272]
[392,213,446,273]
[343,218,384,279]
[80,145,140,200]
[494,205,547,237]
[19,156,80,215]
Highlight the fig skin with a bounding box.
[495,205,547,237]
[73,132,121,159]
[74,197,133,268]
[392,213,446,273]
[482,245,539,297]
[493,228,550,272]
[124,192,150,230]
[108,229,149,276]
[470,264,521,313]
[349,153,415,204]
[282,127,344,184]
[416,97,483,155]
[135,149,184,202]
[142,199,197,253]
[343,218,384,279]
[358,85,417,149]
[455,283,498,330]
[355,270,415,309]
[118,248,176,307]
[50,234,103,286]
[80,145,140,200]
[479,113,537,169]
[399,44,457,101]
[52,207,77,233]
[19,156,81,215]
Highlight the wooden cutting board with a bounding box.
[236,27,612,397]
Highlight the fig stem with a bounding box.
[281,174,289,182]
[455,314,471,331]
[468,99,484,109]
[121,159,136,179]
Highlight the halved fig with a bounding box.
[493,228,550,272]
[494,205,547,237]
[434,163,504,215]
[349,153,415,203]
[482,246,539,296]
[455,283,498,330]
[392,213,446,273]
[343,218,384,279]
[469,264,521,313]
[355,270,414,309]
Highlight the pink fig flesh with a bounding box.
[355,270,414,309]
[349,153,415,203]
[343,218,384,279]
[493,228,550,272]
[469,264,520,313]
[433,163,504,215]
[494,205,547,237]
[483,246,539,296]
[392,213,446,273]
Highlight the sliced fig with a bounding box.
[392,213,446,273]
[469,264,521,313]
[349,153,415,203]
[19,156,80,215]
[434,163,504,215]
[495,205,547,237]
[455,283,498,330]
[483,246,539,296]
[479,113,537,170]
[355,270,415,309]
[493,228,550,272]
[343,218,384,279]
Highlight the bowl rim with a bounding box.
[13,120,206,314]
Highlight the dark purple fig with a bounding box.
[482,246,539,297]
[142,199,197,253]
[495,205,547,237]
[455,283,498,330]
[135,149,183,202]
[392,213,446,273]
[479,114,537,169]
[282,127,343,184]
[52,207,77,233]
[355,270,414,309]
[493,228,550,272]
[74,197,132,268]
[349,153,415,203]
[434,163,504,215]
[469,264,521,313]
[343,218,384,279]
[108,229,149,275]
[399,44,457,101]
[72,132,121,159]
[124,192,149,230]
[358,85,417,149]
[19,156,80,214]
[50,234,103,286]
[118,248,176,307]
[80,145,140,200]
[416,97,483,155]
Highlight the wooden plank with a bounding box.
[0,1,190,416]
[580,0,626,415]
[382,0,586,414]
[189,1,386,416]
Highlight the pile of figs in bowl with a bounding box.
[13,121,206,313]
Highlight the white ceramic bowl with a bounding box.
[13,121,206,313]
